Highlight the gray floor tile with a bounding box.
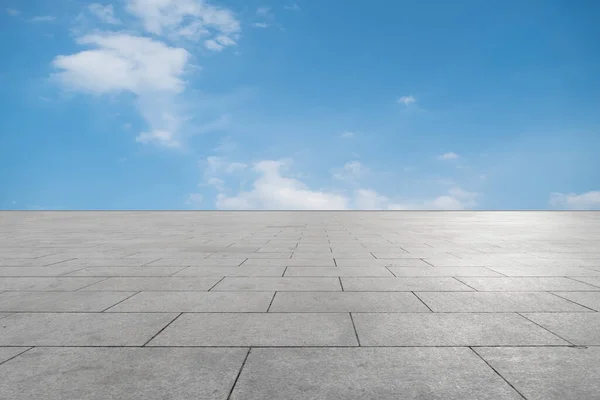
[341,277,473,291]
[212,277,342,291]
[389,266,503,276]
[79,277,221,291]
[231,347,521,400]
[0,266,86,277]
[148,258,247,267]
[0,277,104,291]
[353,313,567,346]
[423,258,523,267]
[148,313,358,346]
[284,267,393,277]
[568,276,600,288]
[487,266,600,276]
[457,277,600,291]
[522,312,600,345]
[106,291,273,312]
[552,292,600,311]
[0,347,247,400]
[241,259,336,267]
[0,313,177,346]
[417,292,592,312]
[334,258,430,267]
[475,347,600,400]
[174,267,285,276]
[269,292,430,312]
[65,266,185,277]
[49,258,160,267]
[0,347,30,364]
[0,291,136,312]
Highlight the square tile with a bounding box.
[522,312,600,345]
[212,277,342,291]
[148,313,358,346]
[174,267,285,277]
[0,291,136,312]
[341,277,472,291]
[475,347,600,400]
[269,292,430,312]
[0,347,248,400]
[353,313,567,346]
[389,266,503,277]
[106,291,273,312]
[416,292,592,312]
[230,347,521,399]
[284,267,393,277]
[0,313,177,346]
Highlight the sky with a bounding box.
[1,0,599,210]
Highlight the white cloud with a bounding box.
[284,3,301,12]
[216,160,349,210]
[397,95,416,105]
[208,158,479,210]
[340,131,354,139]
[125,0,240,45]
[550,191,600,210]
[32,16,55,22]
[6,8,20,16]
[256,7,270,16]
[252,22,269,28]
[438,152,459,160]
[332,161,367,182]
[52,33,189,94]
[135,130,181,147]
[88,3,121,24]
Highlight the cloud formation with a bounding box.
[550,191,600,210]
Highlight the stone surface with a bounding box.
[417,291,592,312]
[2,211,600,399]
[475,347,600,400]
[79,277,221,291]
[0,291,136,312]
[0,313,177,346]
[341,277,473,291]
[212,277,342,291]
[231,347,522,399]
[269,291,430,312]
[352,313,567,346]
[522,312,600,345]
[148,313,358,346]
[0,347,248,400]
[106,291,274,312]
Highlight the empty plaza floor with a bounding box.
[1,211,600,399]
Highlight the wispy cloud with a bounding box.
[256,7,271,17]
[438,152,460,160]
[6,8,20,16]
[88,3,121,25]
[550,191,600,210]
[340,131,355,139]
[252,22,270,28]
[332,161,367,182]
[31,16,56,22]
[284,3,301,12]
[397,95,416,105]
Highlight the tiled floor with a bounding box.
[1,211,599,399]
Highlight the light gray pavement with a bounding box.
[1,211,600,399]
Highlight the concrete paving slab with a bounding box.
[148,313,358,346]
[0,347,248,400]
[242,258,336,267]
[50,258,160,267]
[0,312,177,346]
[417,292,592,312]
[475,347,600,400]
[0,258,70,267]
[552,291,600,310]
[269,292,430,312]
[106,291,273,312]
[353,313,567,346]
[487,266,600,276]
[522,312,600,345]
[335,258,430,267]
[212,277,342,291]
[341,277,473,291]
[389,266,503,276]
[174,266,285,276]
[284,267,393,277]
[567,275,600,287]
[79,277,221,291]
[231,347,522,400]
[0,277,104,291]
[0,266,86,277]
[0,291,137,312]
[456,277,600,291]
[148,258,247,267]
[65,266,186,277]
[0,348,30,365]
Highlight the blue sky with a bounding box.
[1,0,599,210]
